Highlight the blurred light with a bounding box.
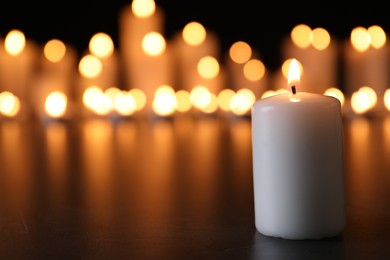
[45,91,67,118]
[217,88,235,111]
[243,59,266,81]
[291,24,311,48]
[131,0,155,18]
[83,86,103,109]
[142,32,166,56]
[368,25,386,49]
[360,86,377,108]
[190,85,211,109]
[350,86,377,114]
[261,90,278,99]
[89,32,114,58]
[182,21,206,46]
[384,88,390,111]
[4,29,26,56]
[351,27,370,52]
[152,85,177,116]
[351,90,371,114]
[229,41,252,64]
[104,86,121,102]
[114,91,137,116]
[197,56,219,79]
[200,93,218,114]
[78,54,103,78]
[175,90,192,112]
[90,93,112,115]
[230,88,255,115]
[311,27,330,50]
[129,88,147,111]
[324,87,345,107]
[0,91,20,117]
[44,39,66,63]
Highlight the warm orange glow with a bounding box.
[175,90,192,112]
[230,88,255,115]
[351,90,371,114]
[89,32,114,59]
[131,0,155,18]
[44,39,66,63]
[190,85,211,109]
[351,27,370,52]
[351,86,377,114]
[217,88,235,111]
[142,32,166,56]
[91,94,112,115]
[261,88,290,99]
[368,25,386,49]
[229,41,252,64]
[261,90,277,99]
[113,91,137,116]
[129,88,147,111]
[104,87,121,110]
[243,59,265,81]
[311,27,330,50]
[360,86,377,108]
[324,87,345,107]
[83,86,103,109]
[287,58,301,90]
[182,21,206,46]
[384,88,390,111]
[152,85,177,116]
[197,56,219,79]
[200,93,218,114]
[0,91,20,117]
[78,54,103,78]
[45,91,67,118]
[4,29,26,56]
[290,24,311,48]
[281,58,303,81]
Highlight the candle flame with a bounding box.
[287,58,300,91]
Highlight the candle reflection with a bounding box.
[45,122,68,206]
[81,119,114,228]
[0,121,34,233]
[344,117,389,237]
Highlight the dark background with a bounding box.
[1,1,389,71]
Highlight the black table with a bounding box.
[1,114,390,259]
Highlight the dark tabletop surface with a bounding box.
[0,114,389,259]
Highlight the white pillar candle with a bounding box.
[251,59,345,240]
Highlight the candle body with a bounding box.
[251,92,345,240]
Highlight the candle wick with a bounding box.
[291,86,296,95]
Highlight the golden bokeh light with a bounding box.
[291,24,312,48]
[229,41,252,64]
[197,56,219,79]
[131,0,156,18]
[243,59,266,81]
[89,32,114,59]
[44,39,66,63]
[311,27,330,50]
[5,29,26,56]
[142,31,166,56]
[78,54,103,78]
[182,21,206,46]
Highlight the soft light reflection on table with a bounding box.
[0,116,390,258]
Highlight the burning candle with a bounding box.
[0,29,38,118]
[251,58,345,240]
[343,25,389,114]
[281,24,339,94]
